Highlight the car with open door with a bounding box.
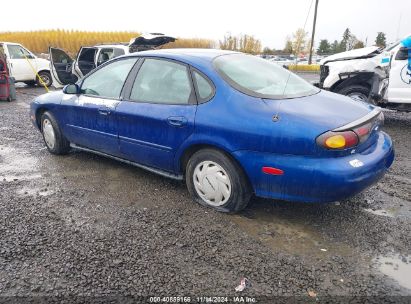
[31,49,394,213]
[49,33,175,88]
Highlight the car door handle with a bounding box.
[167,116,187,127]
[98,107,111,116]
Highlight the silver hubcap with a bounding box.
[42,119,56,149]
[40,74,50,85]
[193,161,231,206]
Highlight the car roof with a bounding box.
[0,42,22,45]
[127,48,240,65]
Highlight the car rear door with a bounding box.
[60,57,138,155]
[74,47,98,77]
[49,47,78,88]
[116,57,197,173]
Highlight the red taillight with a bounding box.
[316,131,359,150]
[262,167,284,175]
[353,122,372,143]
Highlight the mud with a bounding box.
[0,86,410,300]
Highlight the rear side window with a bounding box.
[81,58,137,99]
[193,70,214,102]
[113,48,126,57]
[130,58,193,104]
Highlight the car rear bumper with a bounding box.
[232,131,394,203]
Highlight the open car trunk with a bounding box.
[49,47,79,88]
[129,33,176,53]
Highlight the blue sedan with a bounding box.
[30,49,394,213]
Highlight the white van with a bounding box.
[319,35,411,111]
[49,33,175,88]
[0,42,52,86]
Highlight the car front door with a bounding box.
[387,45,411,103]
[6,44,36,81]
[116,58,197,173]
[60,58,138,155]
[49,47,78,87]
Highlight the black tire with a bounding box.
[23,80,36,86]
[36,71,52,87]
[40,112,70,155]
[186,149,252,213]
[337,85,372,104]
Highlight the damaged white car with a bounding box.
[49,33,175,88]
[319,35,411,111]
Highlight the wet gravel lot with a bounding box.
[0,86,410,302]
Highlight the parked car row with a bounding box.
[0,34,175,88]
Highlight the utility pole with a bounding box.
[308,0,319,65]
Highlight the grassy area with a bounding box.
[288,64,320,72]
[0,30,215,54]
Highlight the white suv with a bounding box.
[0,42,52,86]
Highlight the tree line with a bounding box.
[0,29,388,57]
[263,28,387,56]
[316,29,387,55]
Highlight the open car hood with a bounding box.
[129,33,176,52]
[321,46,381,65]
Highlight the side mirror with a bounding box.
[63,83,80,94]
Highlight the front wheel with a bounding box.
[41,112,70,155]
[337,85,372,104]
[36,71,52,87]
[186,149,252,213]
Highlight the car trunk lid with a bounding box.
[129,33,176,52]
[264,90,382,154]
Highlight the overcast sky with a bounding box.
[2,0,410,49]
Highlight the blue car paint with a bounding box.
[31,49,394,203]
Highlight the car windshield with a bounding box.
[214,54,319,99]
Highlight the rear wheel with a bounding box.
[36,71,52,87]
[41,112,70,155]
[337,85,372,104]
[186,149,252,213]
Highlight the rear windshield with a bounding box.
[214,54,319,99]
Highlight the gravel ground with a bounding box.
[0,86,410,302]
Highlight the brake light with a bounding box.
[353,122,372,143]
[317,131,358,150]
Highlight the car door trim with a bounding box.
[118,135,172,151]
[67,124,118,139]
[70,143,183,180]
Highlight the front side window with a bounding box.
[81,58,137,99]
[214,54,319,99]
[7,45,32,59]
[130,58,192,104]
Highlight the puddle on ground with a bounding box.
[16,186,54,197]
[231,202,355,259]
[363,189,411,218]
[0,145,39,180]
[374,254,411,290]
[364,208,395,218]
